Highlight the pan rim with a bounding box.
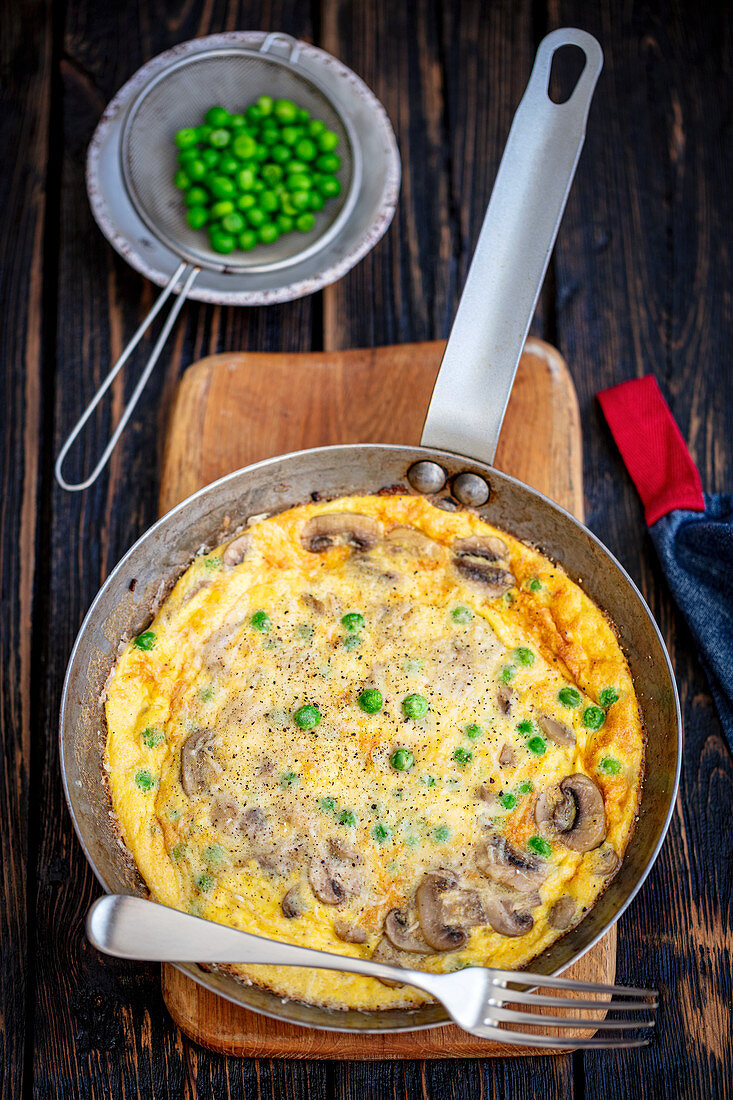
[60,442,682,1032]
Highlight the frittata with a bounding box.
[105,494,644,1009]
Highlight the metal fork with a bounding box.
[87,895,657,1048]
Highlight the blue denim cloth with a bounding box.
[650,494,733,751]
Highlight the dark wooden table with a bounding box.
[3,1,731,1096]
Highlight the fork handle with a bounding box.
[87,895,444,994]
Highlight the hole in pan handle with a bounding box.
[420,28,603,467]
[54,262,200,492]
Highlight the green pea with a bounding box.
[500,792,517,810]
[210,230,236,254]
[308,119,326,138]
[217,155,240,176]
[281,200,298,217]
[196,872,215,892]
[196,125,213,144]
[257,94,274,116]
[134,769,155,792]
[261,163,284,185]
[233,133,258,160]
[201,148,220,169]
[402,694,428,720]
[258,223,279,245]
[141,727,164,749]
[280,771,300,788]
[277,214,294,234]
[599,687,619,708]
[452,747,473,766]
[390,747,415,772]
[451,605,473,624]
[270,144,291,164]
[295,212,315,232]
[517,779,534,794]
[527,835,552,858]
[280,125,299,146]
[173,169,190,190]
[260,128,280,147]
[288,172,312,191]
[316,152,341,173]
[372,823,391,843]
[274,98,299,124]
[246,207,267,229]
[341,634,361,651]
[309,191,325,211]
[297,107,310,123]
[250,610,270,632]
[583,705,606,730]
[291,191,311,211]
[178,148,198,166]
[133,631,156,651]
[238,229,258,251]
[558,686,581,708]
[318,130,339,152]
[432,824,450,843]
[500,665,516,684]
[210,200,235,218]
[184,186,208,207]
[294,704,321,729]
[516,719,536,736]
[598,756,621,775]
[260,190,280,213]
[527,735,546,755]
[205,106,230,127]
[420,774,436,787]
[209,175,236,199]
[338,810,357,827]
[208,128,231,149]
[186,158,208,181]
[514,647,535,667]
[245,104,263,125]
[358,688,383,714]
[237,193,257,212]
[221,212,246,235]
[528,577,543,592]
[230,113,247,130]
[286,160,309,176]
[318,797,335,812]
[170,841,186,861]
[175,127,198,150]
[318,176,341,198]
[186,206,208,230]
[294,137,318,162]
[465,723,483,740]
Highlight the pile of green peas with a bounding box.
[173,97,343,254]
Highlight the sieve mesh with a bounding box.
[121,48,357,274]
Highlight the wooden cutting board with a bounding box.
[158,336,616,1058]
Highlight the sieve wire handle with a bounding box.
[420,28,603,465]
[55,262,200,492]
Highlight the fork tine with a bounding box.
[470,1026,651,1050]
[484,1005,656,1030]
[486,968,658,999]
[492,988,656,1011]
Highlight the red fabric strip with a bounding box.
[597,376,705,526]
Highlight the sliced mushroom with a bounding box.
[475,782,500,811]
[222,533,250,567]
[475,834,546,893]
[179,729,220,797]
[592,845,620,877]
[538,714,575,748]
[498,743,516,766]
[301,512,383,552]
[334,920,368,944]
[241,806,270,844]
[497,683,515,715]
[209,794,243,834]
[256,843,299,876]
[370,936,416,987]
[484,896,534,937]
[308,841,364,905]
[416,870,485,951]
[454,535,508,561]
[385,526,443,559]
[281,885,304,919]
[549,895,576,930]
[535,774,606,852]
[384,909,436,954]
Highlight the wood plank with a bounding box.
[159,336,613,1059]
[31,3,325,1098]
[0,1,52,1096]
[548,2,733,1097]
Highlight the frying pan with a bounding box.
[60,28,681,1034]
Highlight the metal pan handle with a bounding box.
[420,28,603,465]
[55,262,199,492]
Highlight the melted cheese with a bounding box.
[105,495,644,1010]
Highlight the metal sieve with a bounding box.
[55,33,379,492]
